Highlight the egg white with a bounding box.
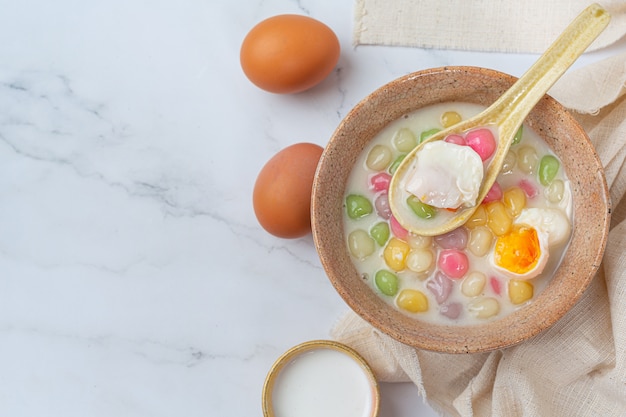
[404,141,483,209]
[515,208,571,247]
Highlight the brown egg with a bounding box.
[240,14,340,94]
[253,143,324,238]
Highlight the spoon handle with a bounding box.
[487,3,610,132]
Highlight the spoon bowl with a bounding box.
[388,3,610,236]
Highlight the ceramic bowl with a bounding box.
[311,66,611,353]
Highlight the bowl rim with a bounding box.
[311,66,611,353]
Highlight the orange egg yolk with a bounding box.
[493,226,541,274]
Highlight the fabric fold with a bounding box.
[353,0,626,54]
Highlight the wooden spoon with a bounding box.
[388,3,610,236]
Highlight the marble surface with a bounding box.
[1,1,625,416]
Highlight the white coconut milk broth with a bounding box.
[343,102,573,325]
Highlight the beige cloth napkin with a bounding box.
[354,0,626,53]
[332,53,626,416]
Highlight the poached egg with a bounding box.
[404,141,484,209]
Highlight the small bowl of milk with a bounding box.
[262,340,380,417]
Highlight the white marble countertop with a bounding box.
[1,1,625,416]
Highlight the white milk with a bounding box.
[271,348,374,417]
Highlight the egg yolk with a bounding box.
[493,226,541,274]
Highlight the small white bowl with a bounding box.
[262,340,380,417]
